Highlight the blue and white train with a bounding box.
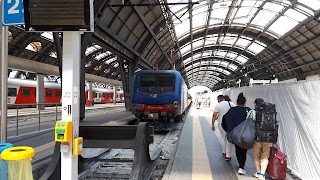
[132,70,191,127]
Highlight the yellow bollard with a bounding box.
[1,146,35,180]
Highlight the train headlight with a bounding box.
[173,101,179,108]
[134,104,144,109]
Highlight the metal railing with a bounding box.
[7,103,61,137]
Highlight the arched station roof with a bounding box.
[7,0,320,90]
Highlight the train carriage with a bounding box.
[7,78,124,105]
[132,70,190,127]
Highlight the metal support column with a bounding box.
[0,1,8,142]
[118,57,138,111]
[61,32,81,180]
[80,33,92,120]
[113,86,117,105]
[53,33,63,80]
[36,74,45,110]
[88,82,93,106]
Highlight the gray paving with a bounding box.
[168,107,295,180]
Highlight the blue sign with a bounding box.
[3,0,24,25]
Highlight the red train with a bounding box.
[7,78,124,105]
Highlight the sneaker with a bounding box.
[252,172,260,178]
[238,168,246,175]
[258,174,265,180]
[225,157,231,161]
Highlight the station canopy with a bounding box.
[7,0,320,90]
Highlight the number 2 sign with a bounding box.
[2,0,25,25]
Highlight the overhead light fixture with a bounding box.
[30,42,42,52]
[8,31,13,43]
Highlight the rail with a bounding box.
[7,103,61,137]
[39,122,162,180]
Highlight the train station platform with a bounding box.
[7,103,125,117]
[167,106,295,180]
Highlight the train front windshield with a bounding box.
[138,74,175,93]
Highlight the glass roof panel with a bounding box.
[264,2,284,13]
[233,7,258,24]
[180,44,191,55]
[25,44,36,52]
[222,36,238,45]
[193,53,202,60]
[40,32,53,41]
[284,9,307,22]
[183,57,192,64]
[219,61,229,68]
[298,0,320,11]
[241,0,264,7]
[215,51,227,57]
[236,55,249,64]
[193,4,207,15]
[193,12,207,28]
[113,62,119,68]
[226,52,237,59]
[251,10,277,27]
[235,38,251,47]
[229,64,238,71]
[268,16,299,36]
[210,7,229,22]
[106,57,117,64]
[193,39,204,48]
[206,35,218,43]
[193,62,200,67]
[50,52,57,58]
[202,51,212,57]
[175,20,190,38]
[185,65,193,71]
[247,42,265,54]
[85,45,102,55]
[295,4,314,15]
[95,52,110,61]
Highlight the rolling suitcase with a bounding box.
[266,144,287,179]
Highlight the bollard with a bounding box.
[0,143,14,180]
[1,146,35,180]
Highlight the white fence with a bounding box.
[215,79,320,179]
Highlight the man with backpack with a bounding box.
[212,95,235,161]
[249,98,278,180]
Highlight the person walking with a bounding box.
[212,95,235,160]
[250,98,274,180]
[222,92,251,175]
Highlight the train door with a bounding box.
[7,87,18,104]
[94,92,102,103]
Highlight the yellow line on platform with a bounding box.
[34,141,55,153]
[192,109,213,180]
[100,115,135,126]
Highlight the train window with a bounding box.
[56,90,61,97]
[46,90,53,97]
[22,89,31,97]
[139,75,156,87]
[94,93,97,98]
[158,75,175,87]
[8,88,17,96]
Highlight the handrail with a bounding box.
[7,103,61,137]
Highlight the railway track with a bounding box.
[78,122,184,180]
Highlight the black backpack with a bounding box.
[255,102,278,143]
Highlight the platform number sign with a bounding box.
[2,0,25,25]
